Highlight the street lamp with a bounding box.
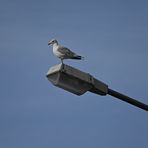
[46,64,148,111]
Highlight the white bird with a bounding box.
[48,39,84,64]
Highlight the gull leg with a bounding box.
[61,59,64,65]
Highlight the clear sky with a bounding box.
[0,0,148,148]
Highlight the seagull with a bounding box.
[48,39,84,64]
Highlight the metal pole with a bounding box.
[47,64,148,111]
[108,88,148,111]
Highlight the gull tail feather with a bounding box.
[72,55,85,60]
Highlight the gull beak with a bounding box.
[48,41,51,45]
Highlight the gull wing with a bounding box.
[57,46,76,57]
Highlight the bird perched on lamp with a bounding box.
[48,39,84,64]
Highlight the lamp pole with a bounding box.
[46,64,148,111]
[107,88,148,111]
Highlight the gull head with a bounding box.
[48,39,58,46]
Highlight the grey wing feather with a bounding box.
[57,46,76,57]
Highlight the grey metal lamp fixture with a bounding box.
[46,64,148,111]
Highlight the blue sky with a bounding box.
[0,0,148,148]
